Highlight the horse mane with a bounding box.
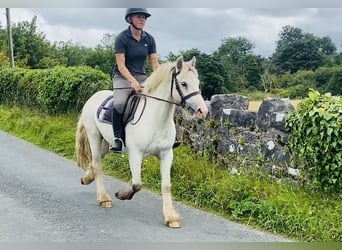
[144,60,198,94]
[144,62,174,93]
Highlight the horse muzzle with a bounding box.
[195,105,208,119]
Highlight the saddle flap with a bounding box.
[96,95,114,124]
[96,93,142,126]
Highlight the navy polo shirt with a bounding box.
[114,27,157,75]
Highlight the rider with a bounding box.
[109,8,180,153]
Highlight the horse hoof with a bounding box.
[99,200,112,208]
[115,191,134,200]
[166,221,181,228]
[81,176,95,185]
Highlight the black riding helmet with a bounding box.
[125,8,151,23]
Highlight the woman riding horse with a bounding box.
[75,56,208,227]
[110,8,180,153]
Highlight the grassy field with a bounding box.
[249,99,302,111]
[1,104,342,241]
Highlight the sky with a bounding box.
[1,8,342,60]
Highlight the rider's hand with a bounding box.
[130,79,142,93]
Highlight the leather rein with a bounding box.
[114,68,201,125]
[114,67,201,111]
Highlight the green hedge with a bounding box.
[0,66,111,114]
[276,66,342,98]
[286,89,342,193]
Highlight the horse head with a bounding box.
[171,56,208,119]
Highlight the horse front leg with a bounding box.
[160,150,181,228]
[115,150,143,200]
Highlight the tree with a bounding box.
[55,41,86,67]
[271,25,337,74]
[166,49,228,100]
[318,36,336,55]
[244,54,265,90]
[198,53,227,99]
[0,52,9,67]
[0,24,9,67]
[84,33,116,76]
[216,37,254,64]
[276,25,304,48]
[331,52,342,65]
[11,16,54,68]
[214,37,264,91]
[0,23,8,53]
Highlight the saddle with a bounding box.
[96,93,142,140]
[96,95,114,124]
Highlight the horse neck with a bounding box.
[143,80,176,124]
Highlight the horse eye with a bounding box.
[181,82,187,88]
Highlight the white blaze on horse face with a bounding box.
[181,63,208,119]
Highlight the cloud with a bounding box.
[2,8,342,59]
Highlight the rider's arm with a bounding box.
[115,53,142,93]
[149,53,160,72]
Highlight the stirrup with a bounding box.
[109,138,124,153]
[173,140,181,149]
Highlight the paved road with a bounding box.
[0,130,290,242]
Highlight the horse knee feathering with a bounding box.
[75,56,208,228]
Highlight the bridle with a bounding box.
[170,67,201,110]
[114,66,202,124]
[115,67,202,111]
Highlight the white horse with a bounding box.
[75,56,208,228]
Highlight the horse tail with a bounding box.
[75,116,92,171]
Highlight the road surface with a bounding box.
[0,130,290,242]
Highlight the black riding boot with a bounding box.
[173,138,181,149]
[109,108,124,153]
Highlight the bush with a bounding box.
[286,89,342,193]
[287,84,312,99]
[0,66,111,114]
[327,69,342,95]
[315,66,342,94]
[35,66,111,114]
[0,67,26,104]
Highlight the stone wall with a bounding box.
[175,94,299,180]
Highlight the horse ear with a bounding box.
[190,56,196,67]
[176,56,184,72]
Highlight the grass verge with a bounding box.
[1,104,341,241]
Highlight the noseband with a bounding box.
[136,67,201,110]
[126,67,202,124]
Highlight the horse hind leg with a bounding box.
[80,139,109,185]
[75,118,96,185]
[81,167,95,185]
[89,152,112,207]
[86,132,112,208]
[93,144,112,207]
[93,160,112,208]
